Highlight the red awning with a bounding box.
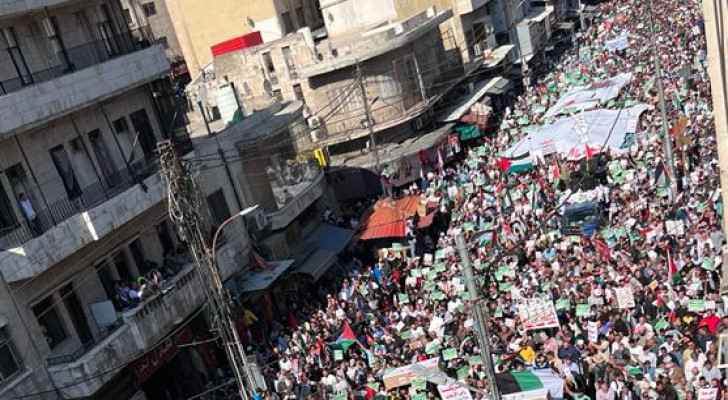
[359,196,422,241]
[417,212,436,229]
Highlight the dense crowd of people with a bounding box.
[231,0,727,398]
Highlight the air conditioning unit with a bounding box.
[310,129,324,142]
[245,208,269,231]
[308,115,322,129]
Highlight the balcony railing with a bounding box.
[0,27,159,96]
[0,161,159,250]
[46,263,202,367]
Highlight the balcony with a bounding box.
[455,0,490,14]
[267,171,326,231]
[0,0,75,17]
[0,28,169,139]
[46,263,206,398]
[0,163,167,283]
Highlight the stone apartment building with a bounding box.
[118,0,187,78]
[0,1,251,399]
[163,0,325,79]
[191,5,461,158]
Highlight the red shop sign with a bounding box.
[131,326,193,384]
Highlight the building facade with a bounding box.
[164,0,325,79]
[119,0,188,79]
[0,1,248,399]
[192,100,351,329]
[189,7,462,158]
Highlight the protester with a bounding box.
[233,0,728,398]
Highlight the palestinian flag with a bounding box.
[502,152,534,174]
[496,370,564,398]
[331,321,358,352]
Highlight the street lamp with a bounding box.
[209,204,260,399]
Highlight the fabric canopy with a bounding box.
[360,196,423,240]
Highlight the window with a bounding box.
[296,7,306,27]
[122,8,133,25]
[49,145,81,200]
[206,190,231,229]
[0,182,17,231]
[2,27,32,86]
[112,117,129,134]
[281,12,294,33]
[32,296,67,350]
[282,46,297,79]
[293,84,304,102]
[262,52,277,84]
[142,2,157,17]
[0,328,21,382]
[272,89,283,102]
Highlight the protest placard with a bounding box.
[423,253,433,266]
[442,348,458,361]
[576,304,590,317]
[615,287,636,308]
[518,298,560,331]
[588,321,599,343]
[382,358,440,390]
[698,388,718,400]
[688,299,706,313]
[334,350,344,361]
[437,383,474,400]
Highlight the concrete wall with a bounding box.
[121,0,184,61]
[0,44,169,139]
[164,0,324,78]
[320,0,398,36]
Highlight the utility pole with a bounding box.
[455,232,501,400]
[356,62,385,196]
[702,0,728,293]
[158,141,253,400]
[647,0,677,202]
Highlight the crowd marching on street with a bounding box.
[231,0,728,398]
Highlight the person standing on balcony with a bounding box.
[18,193,40,236]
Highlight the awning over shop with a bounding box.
[238,260,295,293]
[455,125,483,141]
[360,195,424,240]
[417,212,436,229]
[294,224,355,281]
[487,76,511,95]
[440,76,506,122]
[483,44,514,68]
[556,21,576,31]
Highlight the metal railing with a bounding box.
[46,264,198,367]
[0,27,158,96]
[0,161,160,250]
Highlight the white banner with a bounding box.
[503,105,650,161]
[605,32,629,52]
[545,73,633,118]
[437,383,474,400]
[615,287,636,309]
[518,298,560,331]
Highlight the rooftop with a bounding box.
[299,9,453,79]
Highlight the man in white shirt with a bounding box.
[19,193,40,235]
